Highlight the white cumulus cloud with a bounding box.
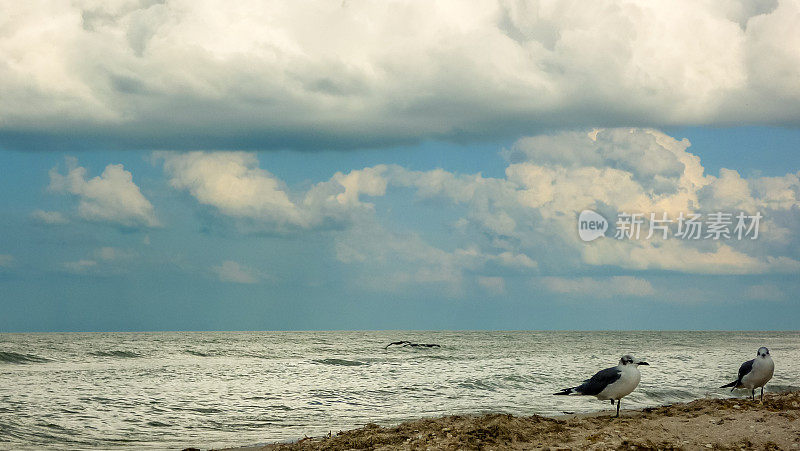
[386,128,800,276]
[48,158,159,228]
[157,151,387,232]
[154,128,799,291]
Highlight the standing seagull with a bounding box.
[721,347,774,401]
[554,355,649,418]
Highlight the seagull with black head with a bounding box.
[554,354,649,417]
[721,346,774,401]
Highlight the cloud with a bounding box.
[0,254,14,268]
[333,218,536,296]
[333,222,469,295]
[540,276,655,298]
[387,128,800,276]
[582,240,800,275]
[31,210,69,225]
[2,1,799,151]
[157,151,302,225]
[212,260,260,284]
[157,151,387,232]
[48,158,159,229]
[750,172,800,210]
[503,129,709,216]
[155,128,798,293]
[505,128,686,183]
[491,252,538,270]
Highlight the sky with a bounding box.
[0,0,799,332]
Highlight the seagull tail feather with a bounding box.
[553,387,575,396]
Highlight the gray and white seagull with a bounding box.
[554,354,649,417]
[721,346,774,401]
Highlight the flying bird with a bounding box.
[721,346,774,401]
[554,354,649,417]
[384,341,440,350]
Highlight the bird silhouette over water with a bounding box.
[384,341,440,350]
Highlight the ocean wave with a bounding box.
[146,421,171,427]
[0,351,50,364]
[88,350,141,358]
[411,354,461,361]
[241,352,278,359]
[767,384,800,393]
[312,358,367,366]
[457,379,499,391]
[501,374,537,383]
[184,350,214,357]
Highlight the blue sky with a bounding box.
[1,2,799,331]
[1,127,798,331]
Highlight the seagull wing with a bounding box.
[574,366,622,396]
[738,359,754,380]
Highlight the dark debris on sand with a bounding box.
[265,414,569,450]
[217,391,800,451]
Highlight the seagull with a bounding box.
[554,354,649,417]
[720,346,774,401]
[384,341,441,350]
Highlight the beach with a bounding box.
[219,391,800,450]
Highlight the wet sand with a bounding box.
[216,391,800,450]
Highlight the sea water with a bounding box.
[1,331,799,450]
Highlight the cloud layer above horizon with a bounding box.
[2,0,800,151]
[21,128,800,307]
[2,2,799,331]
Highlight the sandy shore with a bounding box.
[216,391,800,450]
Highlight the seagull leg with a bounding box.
[761,387,764,402]
[616,399,620,418]
[751,389,755,400]
[610,399,614,406]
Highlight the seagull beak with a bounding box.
[638,361,649,366]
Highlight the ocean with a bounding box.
[1,331,798,450]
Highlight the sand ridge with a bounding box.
[217,391,800,450]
